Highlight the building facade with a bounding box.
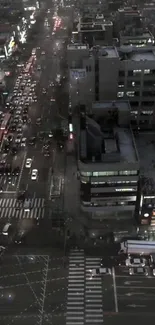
[68,44,155,129]
[78,100,139,219]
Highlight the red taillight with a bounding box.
[69,133,73,140]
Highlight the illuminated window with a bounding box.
[131,111,138,115]
[115,188,136,192]
[81,172,92,176]
[119,170,137,176]
[144,69,150,74]
[126,91,135,97]
[117,92,124,98]
[141,110,153,115]
[133,69,141,75]
[118,82,124,88]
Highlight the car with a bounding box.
[15,135,22,143]
[17,126,22,133]
[42,88,46,94]
[11,147,17,155]
[8,176,11,184]
[44,150,50,157]
[12,167,20,176]
[48,131,53,138]
[2,223,12,236]
[22,115,28,123]
[129,267,149,276]
[31,169,38,180]
[90,268,111,276]
[23,107,28,114]
[9,124,16,132]
[3,144,10,153]
[39,131,45,140]
[25,158,32,168]
[33,96,37,102]
[14,230,26,245]
[36,118,41,125]
[125,256,146,267]
[29,137,36,145]
[7,134,14,142]
[21,138,26,147]
[50,97,55,102]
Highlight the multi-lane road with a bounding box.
[1,247,155,325]
[0,7,68,229]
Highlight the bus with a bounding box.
[1,113,11,133]
[119,240,155,255]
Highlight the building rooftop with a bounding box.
[80,23,104,31]
[67,43,89,50]
[130,51,155,61]
[89,46,119,58]
[120,29,153,38]
[79,101,139,165]
[118,46,155,61]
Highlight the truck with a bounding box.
[119,240,155,255]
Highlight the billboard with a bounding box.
[70,69,86,79]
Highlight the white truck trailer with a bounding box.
[119,240,155,255]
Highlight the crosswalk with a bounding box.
[66,249,104,325]
[0,198,45,220]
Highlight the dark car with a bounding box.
[17,191,25,201]
[3,144,10,153]
[12,167,20,176]
[23,108,28,114]
[38,132,45,140]
[7,134,14,142]
[44,150,50,157]
[22,115,28,123]
[29,137,36,145]
[9,124,16,132]
[5,166,11,175]
[12,147,17,155]
[14,231,26,245]
[0,168,4,176]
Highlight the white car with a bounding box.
[129,267,148,276]
[31,169,38,180]
[125,256,146,267]
[21,138,26,147]
[25,158,32,168]
[15,136,22,143]
[2,223,12,236]
[90,268,111,277]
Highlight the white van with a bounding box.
[2,223,12,236]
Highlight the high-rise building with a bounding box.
[78,100,139,220]
[68,44,155,129]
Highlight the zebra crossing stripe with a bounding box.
[0,198,45,219]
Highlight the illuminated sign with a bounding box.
[70,69,86,79]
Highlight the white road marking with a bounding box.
[112,267,118,313]
[16,150,27,192]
